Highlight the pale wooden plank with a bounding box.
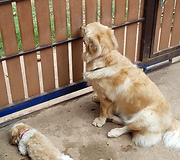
[136,0,145,61]
[35,0,55,91]
[125,0,139,62]
[52,0,69,87]
[100,0,112,26]
[114,0,126,54]
[170,0,180,46]
[0,4,24,102]
[159,0,174,50]
[16,0,40,97]
[86,0,97,24]
[0,63,8,107]
[70,0,83,82]
[0,86,93,124]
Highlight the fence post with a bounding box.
[140,0,159,62]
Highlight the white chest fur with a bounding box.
[18,129,36,155]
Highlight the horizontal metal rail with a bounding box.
[112,18,145,29]
[0,0,24,5]
[0,18,145,62]
[0,37,82,62]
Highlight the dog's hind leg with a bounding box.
[108,115,124,125]
[107,126,130,138]
[124,109,163,147]
[132,132,162,147]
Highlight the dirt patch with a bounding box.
[120,145,137,152]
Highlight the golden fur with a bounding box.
[81,22,180,148]
[10,123,73,160]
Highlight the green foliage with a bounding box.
[0,33,4,57]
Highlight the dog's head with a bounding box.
[81,22,118,63]
[9,123,31,145]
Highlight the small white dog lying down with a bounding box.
[10,123,73,160]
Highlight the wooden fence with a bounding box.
[154,0,180,53]
[140,0,180,67]
[0,0,179,118]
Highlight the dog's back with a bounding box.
[26,130,63,160]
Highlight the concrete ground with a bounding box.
[0,60,180,160]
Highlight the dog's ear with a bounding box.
[11,127,18,136]
[85,35,101,56]
[9,127,19,144]
[107,28,118,50]
[88,36,98,53]
[81,26,86,37]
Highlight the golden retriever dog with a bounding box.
[81,22,180,149]
[10,123,74,160]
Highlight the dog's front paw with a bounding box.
[92,117,106,127]
[18,143,27,156]
[19,148,27,156]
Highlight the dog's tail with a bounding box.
[163,118,180,149]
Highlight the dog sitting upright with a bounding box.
[81,22,180,149]
[10,123,73,160]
